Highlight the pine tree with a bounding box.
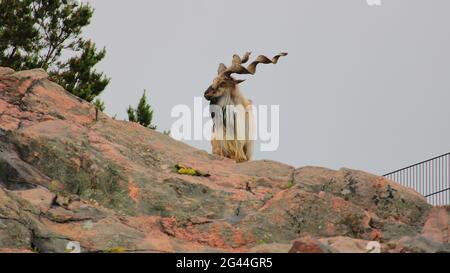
[53,40,109,102]
[0,0,110,103]
[93,98,105,112]
[127,90,156,129]
[136,90,154,129]
[127,105,137,123]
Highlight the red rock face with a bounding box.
[0,67,448,253]
[289,236,332,253]
[422,206,450,244]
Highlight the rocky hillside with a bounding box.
[0,67,448,253]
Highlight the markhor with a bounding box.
[176,257,210,271]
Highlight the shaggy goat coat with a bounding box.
[209,86,254,162]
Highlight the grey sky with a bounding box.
[84,0,450,175]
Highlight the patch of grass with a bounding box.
[174,164,210,177]
[286,180,295,188]
[48,180,61,193]
[178,167,197,176]
[30,244,40,253]
[257,239,268,245]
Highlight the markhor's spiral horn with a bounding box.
[221,52,288,77]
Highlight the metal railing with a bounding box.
[383,152,450,206]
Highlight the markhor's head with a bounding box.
[204,52,288,101]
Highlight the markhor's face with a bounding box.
[203,77,234,101]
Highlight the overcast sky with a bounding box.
[84,0,450,175]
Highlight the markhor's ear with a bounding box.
[217,63,227,75]
[234,79,246,84]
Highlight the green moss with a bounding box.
[286,180,295,188]
[105,247,126,253]
[48,180,61,193]
[11,134,135,215]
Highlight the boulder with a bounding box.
[288,236,333,253]
[422,206,450,244]
[318,236,377,253]
[0,67,442,253]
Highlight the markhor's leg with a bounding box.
[211,138,223,156]
[244,140,254,161]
